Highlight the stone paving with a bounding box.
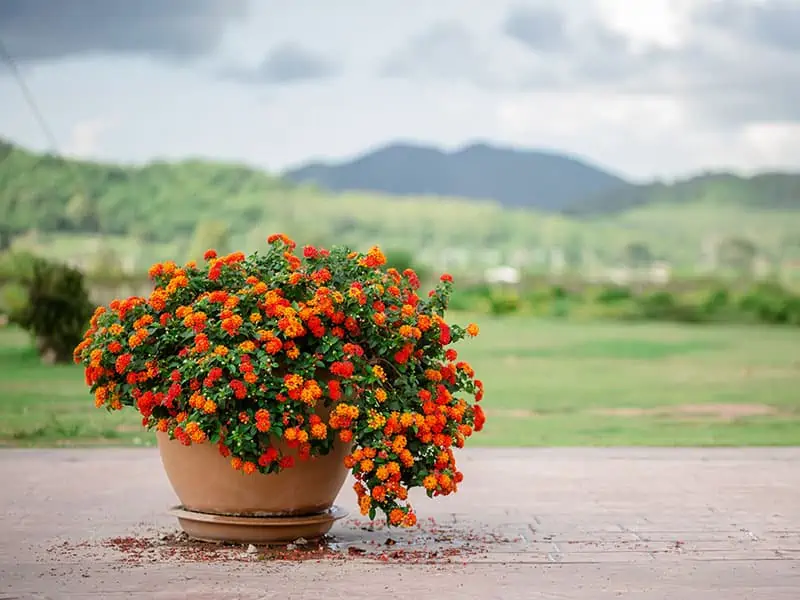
[1,447,798,599]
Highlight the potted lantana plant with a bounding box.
[73,234,485,543]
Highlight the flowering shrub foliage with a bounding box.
[74,234,485,526]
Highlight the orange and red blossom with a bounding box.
[73,234,484,526]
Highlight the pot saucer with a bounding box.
[168,505,349,545]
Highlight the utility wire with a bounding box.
[0,35,92,221]
[0,37,62,153]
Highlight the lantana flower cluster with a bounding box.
[74,234,485,525]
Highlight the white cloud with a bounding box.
[740,122,800,170]
[594,0,692,48]
[494,92,693,178]
[64,115,118,157]
[496,92,683,139]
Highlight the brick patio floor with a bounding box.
[1,447,798,599]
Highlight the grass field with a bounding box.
[0,316,798,447]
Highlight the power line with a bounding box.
[0,37,62,153]
[0,36,91,217]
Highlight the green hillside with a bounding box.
[1,139,799,274]
[569,172,800,215]
[0,139,291,241]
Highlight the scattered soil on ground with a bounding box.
[46,517,511,566]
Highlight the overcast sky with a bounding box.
[0,0,798,181]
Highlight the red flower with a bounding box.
[114,353,132,374]
[167,383,181,401]
[473,404,486,431]
[439,321,451,345]
[330,361,354,378]
[328,380,342,401]
[258,447,279,466]
[403,269,420,289]
[208,262,223,280]
[311,268,331,284]
[229,379,247,400]
[394,344,413,365]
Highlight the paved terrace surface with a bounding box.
[1,447,798,599]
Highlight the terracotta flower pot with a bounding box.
[156,431,351,517]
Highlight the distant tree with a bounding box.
[778,234,800,262]
[64,193,99,232]
[622,242,653,268]
[418,222,436,246]
[331,217,359,238]
[485,224,510,246]
[383,248,415,272]
[128,222,157,243]
[187,220,231,262]
[717,236,758,276]
[562,234,584,268]
[0,225,12,252]
[90,244,125,279]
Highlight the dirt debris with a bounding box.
[46,517,512,566]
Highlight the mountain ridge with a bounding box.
[284,140,799,214]
[283,141,632,211]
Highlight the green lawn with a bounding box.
[0,327,147,446]
[1,316,799,447]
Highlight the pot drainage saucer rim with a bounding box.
[168,505,348,544]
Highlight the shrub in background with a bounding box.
[1,252,94,363]
[448,285,491,313]
[594,285,633,305]
[698,287,731,318]
[488,291,520,316]
[739,282,800,325]
[631,290,704,323]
